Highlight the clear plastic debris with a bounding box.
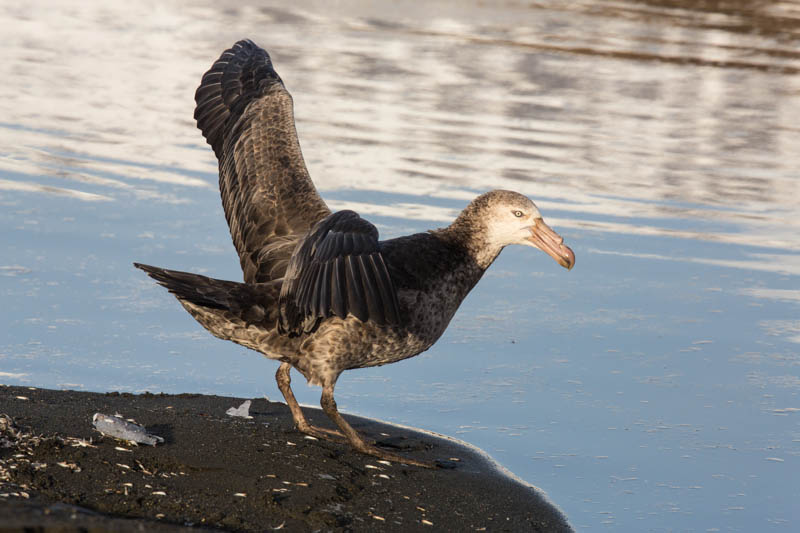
[226,400,252,419]
[92,413,164,446]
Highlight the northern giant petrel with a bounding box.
[135,39,575,468]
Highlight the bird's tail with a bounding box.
[133,263,280,327]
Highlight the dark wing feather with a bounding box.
[194,39,330,284]
[358,255,385,325]
[331,258,347,318]
[370,254,400,324]
[345,255,368,321]
[278,210,402,335]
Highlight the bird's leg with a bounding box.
[275,363,344,440]
[320,382,435,469]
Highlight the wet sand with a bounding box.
[0,385,571,531]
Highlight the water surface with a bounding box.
[2,1,799,530]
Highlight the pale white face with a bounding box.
[484,197,543,247]
[483,192,575,270]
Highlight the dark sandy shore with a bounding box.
[0,385,571,532]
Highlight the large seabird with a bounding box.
[135,39,575,468]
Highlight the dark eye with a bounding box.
[513,210,523,218]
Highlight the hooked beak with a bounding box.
[527,218,575,270]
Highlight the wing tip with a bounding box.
[194,39,282,158]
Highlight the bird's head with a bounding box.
[467,190,575,270]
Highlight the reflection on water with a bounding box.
[2,1,799,257]
[2,0,799,530]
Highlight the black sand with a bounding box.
[0,385,571,532]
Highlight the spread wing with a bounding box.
[278,210,401,336]
[194,39,330,284]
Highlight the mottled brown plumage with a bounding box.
[135,39,575,467]
[194,40,330,283]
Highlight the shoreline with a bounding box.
[0,385,571,531]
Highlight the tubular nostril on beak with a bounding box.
[534,218,563,245]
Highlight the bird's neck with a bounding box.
[436,214,504,271]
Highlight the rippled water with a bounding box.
[2,0,799,530]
